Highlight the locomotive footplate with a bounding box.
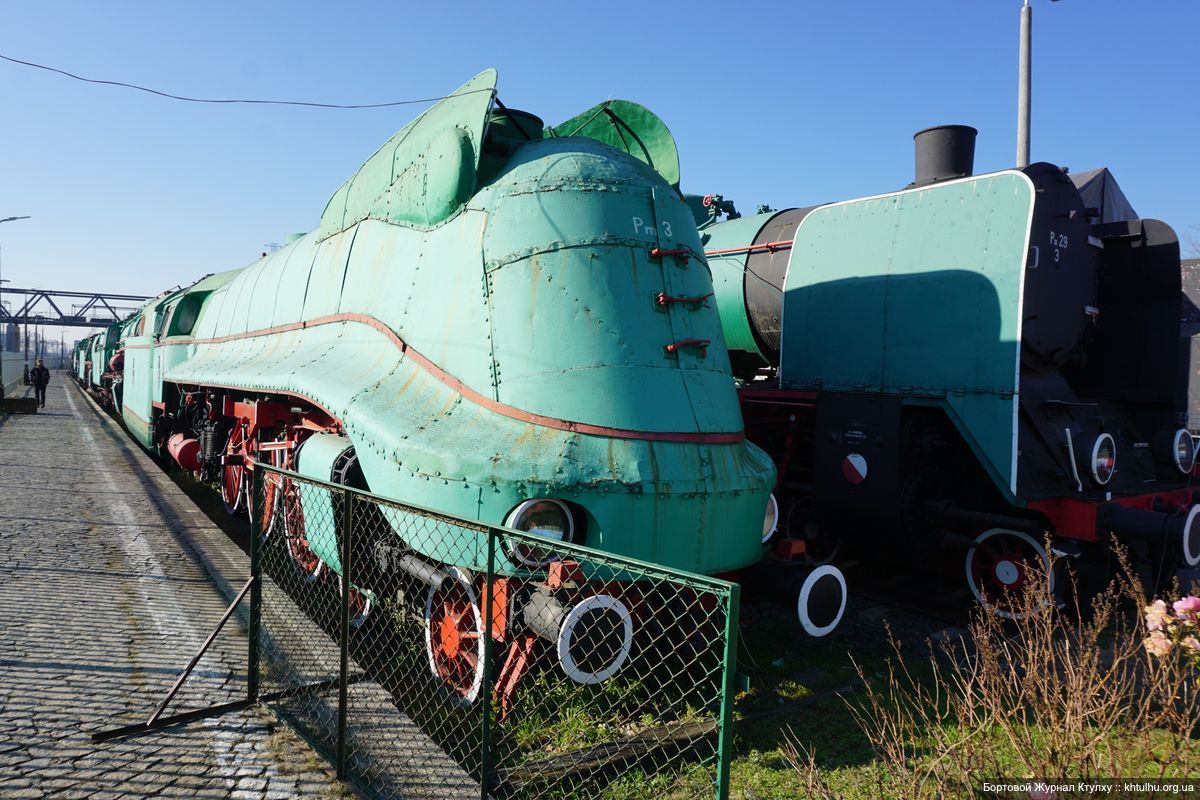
[1029,489,1200,567]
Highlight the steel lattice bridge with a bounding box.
[0,287,151,328]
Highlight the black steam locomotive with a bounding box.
[700,126,1194,614]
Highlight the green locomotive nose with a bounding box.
[153,70,773,576]
[460,135,775,573]
[480,135,744,435]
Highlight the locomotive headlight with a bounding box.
[504,498,575,568]
[1090,433,1116,485]
[1172,429,1196,474]
[762,493,780,544]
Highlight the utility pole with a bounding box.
[1016,0,1032,167]
[1018,1,1062,167]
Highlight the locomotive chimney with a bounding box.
[913,125,977,187]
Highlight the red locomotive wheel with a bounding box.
[281,481,324,583]
[258,471,280,540]
[965,528,1052,619]
[424,568,485,706]
[221,425,247,516]
[251,449,282,540]
[785,498,840,565]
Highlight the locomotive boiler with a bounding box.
[80,71,846,706]
[702,125,1193,614]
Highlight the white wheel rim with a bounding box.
[1183,505,1200,567]
[557,595,634,684]
[282,482,323,583]
[797,564,846,637]
[423,567,485,705]
[340,577,374,628]
[964,528,1052,620]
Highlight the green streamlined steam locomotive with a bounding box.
[78,71,846,706]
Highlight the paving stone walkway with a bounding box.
[0,375,344,798]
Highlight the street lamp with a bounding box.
[0,215,31,399]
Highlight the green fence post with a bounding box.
[478,529,497,799]
[336,486,353,781]
[715,583,740,800]
[247,466,262,705]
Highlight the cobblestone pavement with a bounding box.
[0,376,345,798]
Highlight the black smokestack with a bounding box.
[913,125,977,187]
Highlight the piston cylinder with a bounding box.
[167,433,202,471]
[522,587,634,685]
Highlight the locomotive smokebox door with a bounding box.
[814,393,901,534]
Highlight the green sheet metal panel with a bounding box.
[550,100,681,189]
[480,138,738,433]
[780,172,1035,495]
[703,213,775,360]
[242,244,296,331]
[157,270,242,404]
[316,69,495,239]
[293,432,353,569]
[121,307,154,444]
[168,309,772,573]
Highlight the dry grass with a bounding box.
[782,546,1200,798]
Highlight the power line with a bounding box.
[0,52,493,109]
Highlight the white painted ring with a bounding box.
[797,564,847,637]
[1174,429,1197,474]
[557,594,634,685]
[1183,505,1200,568]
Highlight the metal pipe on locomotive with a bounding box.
[699,125,1195,615]
[75,71,846,708]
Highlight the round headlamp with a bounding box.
[1172,428,1196,474]
[762,493,780,544]
[1090,433,1116,486]
[504,498,575,568]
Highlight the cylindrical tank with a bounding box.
[167,433,202,471]
[913,125,977,187]
[705,207,818,376]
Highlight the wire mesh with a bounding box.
[251,464,737,800]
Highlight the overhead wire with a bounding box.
[0,52,493,109]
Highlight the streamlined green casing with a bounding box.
[121,270,241,445]
[779,172,1036,496]
[156,71,773,575]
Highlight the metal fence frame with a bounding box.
[247,464,741,800]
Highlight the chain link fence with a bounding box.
[249,464,741,800]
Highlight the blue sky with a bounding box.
[1,0,1197,342]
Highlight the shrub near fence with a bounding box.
[249,465,740,800]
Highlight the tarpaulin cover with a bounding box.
[1069,167,1138,224]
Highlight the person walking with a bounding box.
[31,358,50,408]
